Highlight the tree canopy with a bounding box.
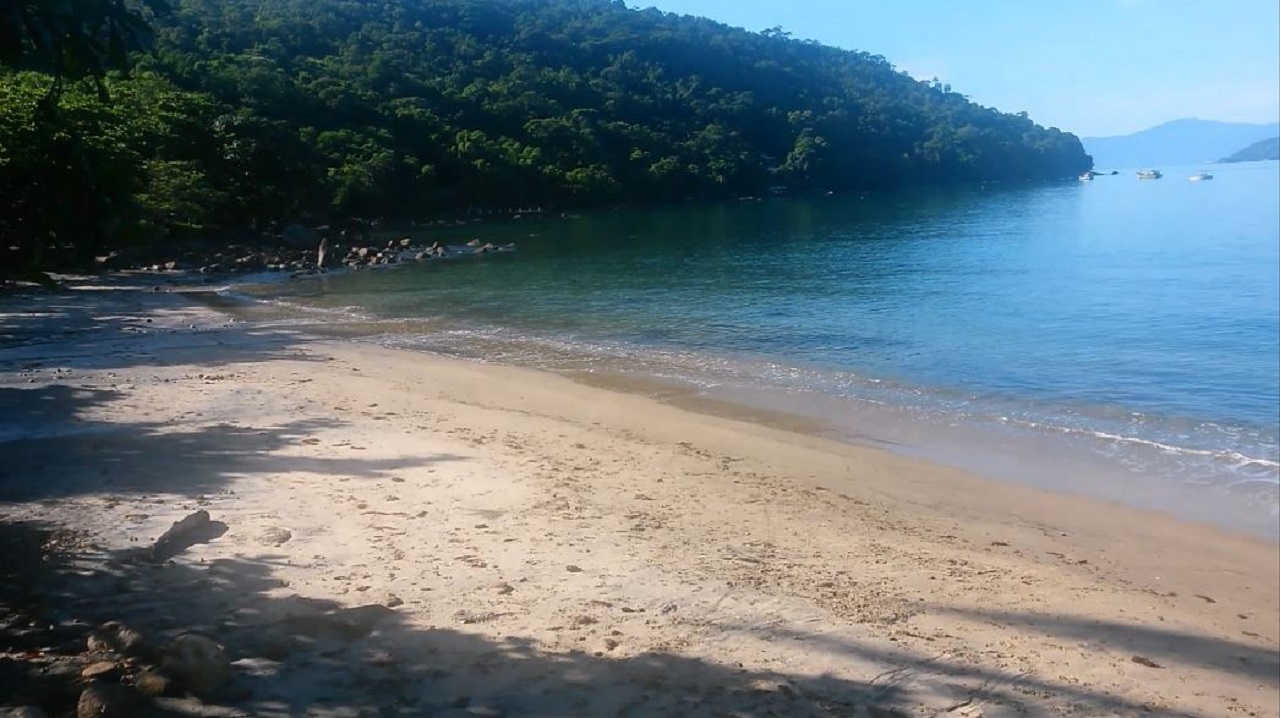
[2,0,1093,273]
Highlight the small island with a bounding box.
[1219,136,1280,163]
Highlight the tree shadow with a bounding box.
[4,509,1254,717]
[0,282,325,374]
[709,603,1276,718]
[0,518,914,718]
[935,605,1280,684]
[0,384,464,501]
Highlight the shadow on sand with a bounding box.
[0,293,1263,718]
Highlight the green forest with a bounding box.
[2,0,1093,275]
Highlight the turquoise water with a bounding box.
[239,161,1280,535]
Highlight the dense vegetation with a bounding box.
[1220,137,1279,163]
[2,0,1091,275]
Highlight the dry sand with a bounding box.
[1,280,1276,718]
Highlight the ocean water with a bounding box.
[236,161,1280,536]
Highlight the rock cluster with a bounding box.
[96,224,517,280]
[328,237,517,273]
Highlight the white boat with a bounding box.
[1136,169,1163,179]
[1188,170,1213,181]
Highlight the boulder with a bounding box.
[281,224,320,249]
[87,621,150,659]
[76,685,140,718]
[134,669,174,698]
[162,634,232,699]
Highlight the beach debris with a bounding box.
[454,610,509,625]
[151,510,227,562]
[80,661,119,680]
[257,527,292,546]
[276,604,394,641]
[161,633,232,699]
[1130,655,1164,669]
[317,237,331,269]
[151,697,252,717]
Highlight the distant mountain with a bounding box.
[1082,119,1280,169]
[1220,137,1280,163]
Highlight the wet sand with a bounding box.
[1,280,1276,717]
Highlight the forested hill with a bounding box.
[2,0,1090,272]
[147,0,1088,210]
[1220,137,1280,163]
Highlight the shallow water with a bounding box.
[234,161,1280,536]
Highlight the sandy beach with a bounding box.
[1,280,1276,718]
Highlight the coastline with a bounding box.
[1,281,1277,717]
[221,270,1280,540]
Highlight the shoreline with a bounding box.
[216,277,1280,540]
[1,282,1277,717]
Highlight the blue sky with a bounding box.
[637,0,1280,138]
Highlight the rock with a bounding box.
[0,708,48,718]
[76,685,140,718]
[281,224,320,248]
[399,237,412,247]
[134,669,173,697]
[87,621,150,659]
[383,593,404,608]
[465,239,482,247]
[162,633,232,699]
[257,527,292,547]
[80,661,119,680]
[565,565,583,573]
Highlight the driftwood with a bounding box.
[151,510,226,562]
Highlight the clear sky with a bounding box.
[636,0,1280,138]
